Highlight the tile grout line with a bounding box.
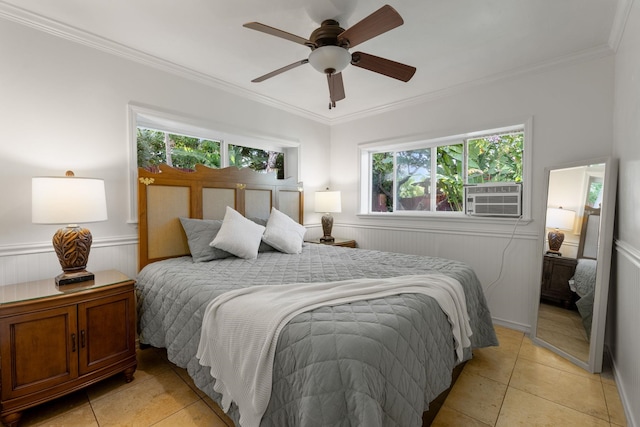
[86,389,100,427]
[514,340,612,425]
[491,333,526,426]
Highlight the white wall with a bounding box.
[0,19,330,284]
[329,55,615,330]
[611,0,640,424]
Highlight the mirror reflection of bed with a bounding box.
[533,159,616,373]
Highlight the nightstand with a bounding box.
[306,237,357,248]
[540,255,578,307]
[0,270,137,427]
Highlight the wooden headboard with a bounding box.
[577,205,601,260]
[138,164,304,270]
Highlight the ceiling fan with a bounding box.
[244,4,416,109]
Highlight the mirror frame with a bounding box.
[532,156,618,373]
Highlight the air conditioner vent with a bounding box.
[465,182,522,217]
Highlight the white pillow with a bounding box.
[210,206,265,259]
[262,207,307,254]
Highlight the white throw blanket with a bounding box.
[196,274,472,427]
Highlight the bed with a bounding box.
[135,164,498,427]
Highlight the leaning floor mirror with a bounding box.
[532,156,618,373]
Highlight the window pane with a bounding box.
[436,144,464,211]
[229,144,284,178]
[396,149,431,211]
[169,134,221,171]
[136,127,221,172]
[467,132,523,184]
[137,128,166,171]
[371,152,394,212]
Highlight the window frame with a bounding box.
[358,119,532,221]
[127,103,300,223]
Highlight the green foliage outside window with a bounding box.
[467,133,523,183]
[587,181,603,207]
[137,128,284,178]
[437,144,464,211]
[229,144,284,179]
[371,152,394,212]
[136,128,221,171]
[370,131,523,213]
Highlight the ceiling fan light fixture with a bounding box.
[308,46,351,74]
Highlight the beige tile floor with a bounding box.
[17,325,627,427]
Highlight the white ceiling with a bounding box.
[0,0,625,123]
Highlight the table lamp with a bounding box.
[32,171,108,285]
[315,190,341,242]
[545,207,576,256]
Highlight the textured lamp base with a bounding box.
[547,229,565,257]
[320,213,335,242]
[53,225,94,286]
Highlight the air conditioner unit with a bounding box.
[464,182,522,217]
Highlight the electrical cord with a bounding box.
[485,215,523,298]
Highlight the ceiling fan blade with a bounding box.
[327,72,346,107]
[243,22,314,48]
[252,59,309,82]
[351,52,416,82]
[338,5,404,48]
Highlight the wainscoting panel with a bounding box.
[322,223,541,331]
[610,240,640,427]
[3,225,540,332]
[0,237,138,286]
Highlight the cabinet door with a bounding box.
[0,306,78,400]
[77,291,136,376]
[548,262,577,294]
[541,257,553,291]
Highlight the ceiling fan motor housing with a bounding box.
[310,20,347,47]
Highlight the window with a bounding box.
[137,128,222,171]
[228,144,284,179]
[137,128,284,178]
[364,125,526,215]
[128,103,300,223]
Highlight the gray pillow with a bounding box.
[179,217,233,262]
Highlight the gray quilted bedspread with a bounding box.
[136,244,498,427]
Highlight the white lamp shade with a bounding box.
[315,190,342,213]
[545,207,576,230]
[32,176,108,224]
[308,46,351,74]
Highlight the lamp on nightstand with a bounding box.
[545,207,576,256]
[315,189,341,242]
[32,171,108,285]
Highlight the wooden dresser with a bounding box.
[540,255,578,307]
[0,270,137,427]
